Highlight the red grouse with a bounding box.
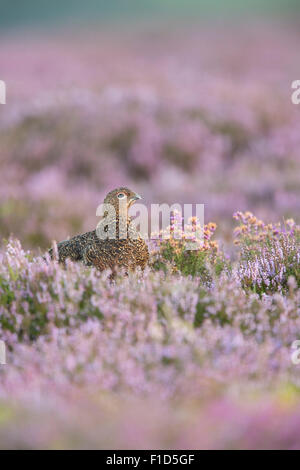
[49,187,149,274]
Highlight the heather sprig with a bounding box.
[150,212,222,280]
[234,212,300,294]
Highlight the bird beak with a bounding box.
[131,193,142,202]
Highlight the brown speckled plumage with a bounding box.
[49,187,149,274]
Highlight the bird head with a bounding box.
[104,187,142,216]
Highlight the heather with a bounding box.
[0,22,300,449]
[234,212,300,294]
[0,216,300,448]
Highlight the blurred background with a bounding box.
[0,1,300,249]
[1,1,300,29]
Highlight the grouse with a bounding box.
[49,187,149,273]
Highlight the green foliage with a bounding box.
[0,276,15,306]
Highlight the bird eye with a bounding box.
[117,193,126,199]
